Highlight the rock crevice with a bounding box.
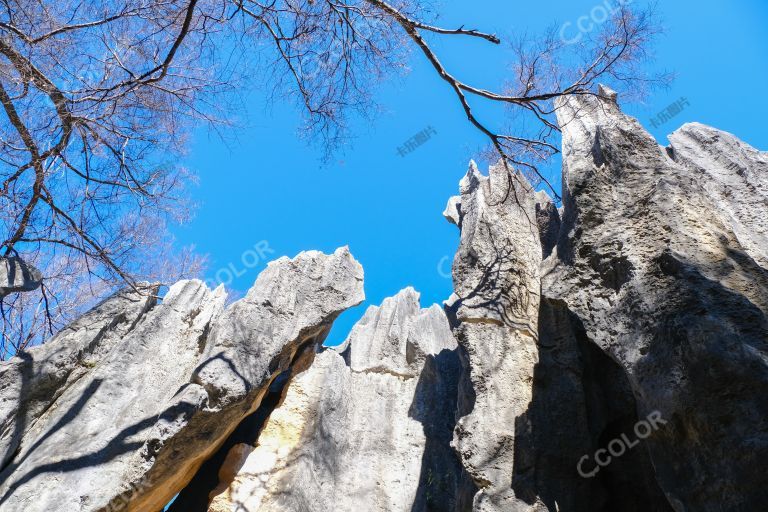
[206,287,472,512]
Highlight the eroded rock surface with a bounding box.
[543,88,768,510]
[534,190,561,259]
[0,280,225,512]
[1,87,766,512]
[0,287,156,470]
[445,162,545,512]
[668,122,768,269]
[0,256,42,297]
[207,288,471,512]
[0,248,364,512]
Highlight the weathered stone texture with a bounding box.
[0,256,42,297]
[543,87,768,511]
[0,248,364,512]
[445,161,545,512]
[208,288,469,512]
[1,85,766,512]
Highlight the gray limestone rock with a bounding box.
[0,247,364,512]
[0,287,156,471]
[1,84,766,512]
[445,161,545,512]
[534,190,561,259]
[206,288,470,512]
[444,195,463,226]
[0,257,42,297]
[0,280,226,512]
[668,122,768,269]
[527,297,672,511]
[543,89,768,511]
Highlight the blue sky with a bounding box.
[173,0,768,344]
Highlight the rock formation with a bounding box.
[0,248,364,512]
[0,256,42,297]
[203,287,471,512]
[0,88,766,512]
[443,162,545,511]
[0,286,157,471]
[542,87,768,510]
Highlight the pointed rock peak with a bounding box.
[598,84,619,104]
[368,287,422,322]
[263,245,356,270]
[163,279,225,307]
[447,161,544,509]
[668,122,764,161]
[674,121,709,133]
[457,160,537,213]
[342,287,420,372]
[555,84,628,138]
[555,85,663,195]
[196,247,365,395]
[332,244,355,260]
[668,121,767,160]
[455,161,539,224]
[406,303,457,361]
[211,282,227,297]
[491,160,536,197]
[341,287,456,377]
[394,285,421,301]
[361,286,422,319]
[535,189,561,259]
[460,160,483,194]
[546,81,768,510]
[244,246,364,307]
[666,121,768,268]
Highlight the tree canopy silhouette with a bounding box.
[0,0,663,357]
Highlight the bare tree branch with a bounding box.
[0,0,664,357]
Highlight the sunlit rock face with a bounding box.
[0,256,42,297]
[1,88,766,512]
[667,122,768,269]
[0,248,364,512]
[207,288,472,512]
[443,161,546,512]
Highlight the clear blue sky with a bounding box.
[173,0,768,345]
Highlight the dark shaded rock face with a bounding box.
[0,88,765,512]
[529,298,673,512]
[440,87,766,512]
[540,88,768,511]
